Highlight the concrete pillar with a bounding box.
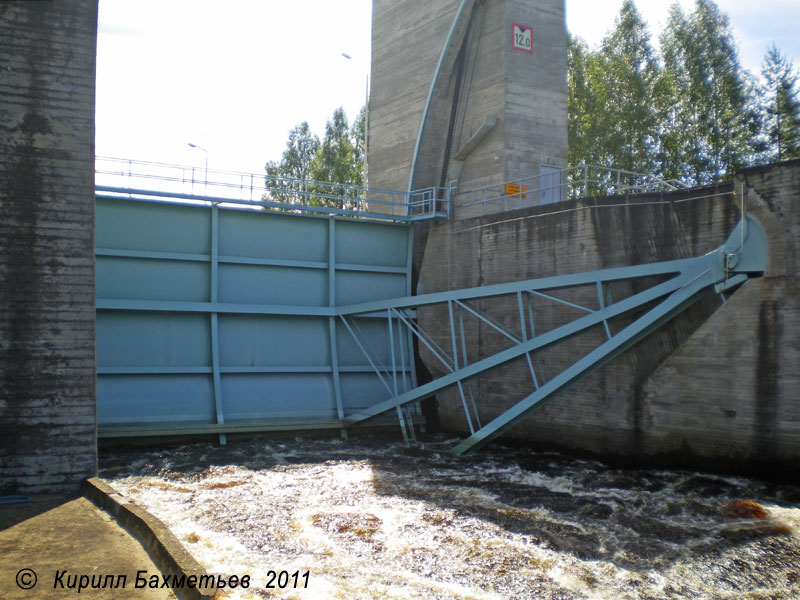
[368,0,567,218]
[0,0,98,494]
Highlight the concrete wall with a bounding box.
[639,163,800,473]
[368,0,567,202]
[0,1,98,494]
[418,161,800,476]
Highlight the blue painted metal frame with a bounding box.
[338,215,768,454]
[96,186,767,453]
[96,194,418,437]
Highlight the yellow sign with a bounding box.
[505,183,527,198]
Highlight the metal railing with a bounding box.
[456,164,690,218]
[95,157,450,222]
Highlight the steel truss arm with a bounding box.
[339,215,768,453]
[450,270,748,454]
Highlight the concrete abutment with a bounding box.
[417,160,800,476]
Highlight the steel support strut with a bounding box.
[338,215,768,454]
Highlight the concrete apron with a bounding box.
[0,479,214,600]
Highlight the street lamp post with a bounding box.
[188,143,208,195]
[340,52,370,193]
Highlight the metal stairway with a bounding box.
[339,214,768,454]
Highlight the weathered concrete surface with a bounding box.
[0,1,98,493]
[418,160,800,476]
[0,494,178,600]
[369,0,568,305]
[368,0,567,199]
[639,162,800,473]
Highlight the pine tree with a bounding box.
[761,43,800,161]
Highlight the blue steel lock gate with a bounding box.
[95,174,767,452]
[95,195,422,443]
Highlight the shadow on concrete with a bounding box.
[0,493,76,532]
[0,492,179,599]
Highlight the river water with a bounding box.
[100,434,800,599]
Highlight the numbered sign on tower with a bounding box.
[512,23,533,53]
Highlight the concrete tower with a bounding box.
[368,0,567,218]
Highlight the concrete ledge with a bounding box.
[82,478,216,600]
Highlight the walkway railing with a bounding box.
[456,164,690,218]
[95,157,450,222]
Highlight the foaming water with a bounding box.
[101,435,800,599]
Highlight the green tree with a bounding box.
[569,34,622,195]
[658,4,697,183]
[567,34,597,170]
[309,107,364,208]
[567,2,664,194]
[264,121,320,204]
[310,107,361,185]
[596,0,661,175]
[761,43,800,161]
[264,107,367,209]
[352,104,367,170]
[660,0,757,185]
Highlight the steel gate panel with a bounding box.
[96,195,417,437]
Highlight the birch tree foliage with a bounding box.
[264,107,365,207]
[567,34,597,169]
[596,0,661,174]
[659,0,756,184]
[569,0,774,187]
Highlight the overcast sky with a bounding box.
[95,0,800,176]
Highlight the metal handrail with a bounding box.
[95,157,450,222]
[456,163,690,216]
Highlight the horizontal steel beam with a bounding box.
[98,414,425,438]
[96,299,338,317]
[337,259,690,316]
[97,247,408,275]
[97,365,413,375]
[96,187,449,223]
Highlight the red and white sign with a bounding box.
[512,23,533,53]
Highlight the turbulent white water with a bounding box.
[101,434,800,599]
